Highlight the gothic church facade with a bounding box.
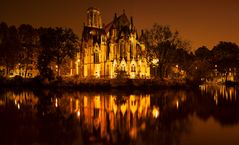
[81,7,150,78]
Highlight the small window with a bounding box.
[131,64,136,72]
[122,64,125,71]
[94,53,99,64]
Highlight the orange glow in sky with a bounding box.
[0,0,238,50]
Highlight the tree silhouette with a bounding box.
[195,46,211,60]
[144,24,191,78]
[38,27,78,78]
[18,24,39,78]
[211,41,239,79]
[0,23,20,76]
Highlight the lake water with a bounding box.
[0,85,239,145]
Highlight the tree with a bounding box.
[37,52,54,80]
[0,23,20,76]
[195,46,211,60]
[187,46,213,82]
[0,22,8,67]
[144,24,191,78]
[186,59,212,82]
[211,41,239,80]
[52,28,78,77]
[18,24,38,78]
[211,41,239,63]
[39,27,78,78]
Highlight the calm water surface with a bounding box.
[0,85,239,145]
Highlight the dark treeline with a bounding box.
[192,42,239,82]
[0,22,239,86]
[0,21,79,80]
[144,24,239,83]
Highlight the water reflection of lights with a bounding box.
[152,106,159,118]
[214,96,218,105]
[77,110,80,117]
[200,84,239,102]
[94,96,100,109]
[55,98,58,107]
[17,103,20,110]
[0,100,5,105]
[0,91,196,143]
[11,92,38,109]
[129,127,137,139]
[121,103,127,116]
[176,100,179,109]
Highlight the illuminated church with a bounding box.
[80,7,150,78]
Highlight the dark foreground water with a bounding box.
[0,85,239,145]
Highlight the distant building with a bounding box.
[80,7,150,78]
[0,51,38,78]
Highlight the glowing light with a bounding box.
[229,89,233,97]
[120,103,127,116]
[96,72,100,78]
[112,96,117,114]
[94,96,100,109]
[130,95,137,114]
[152,106,159,118]
[113,103,117,114]
[84,96,88,107]
[76,99,79,110]
[176,100,179,109]
[130,73,136,79]
[55,98,58,107]
[77,110,80,117]
[152,59,159,65]
[214,96,218,105]
[129,127,137,139]
[17,103,20,110]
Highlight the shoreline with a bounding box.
[0,76,200,91]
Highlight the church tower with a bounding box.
[87,7,102,28]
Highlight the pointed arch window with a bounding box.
[94,53,99,64]
[122,64,126,71]
[131,64,136,72]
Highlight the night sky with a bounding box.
[0,0,239,50]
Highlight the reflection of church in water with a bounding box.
[80,7,150,78]
[69,94,153,140]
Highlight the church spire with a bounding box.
[130,16,133,26]
[114,13,117,21]
[130,16,135,31]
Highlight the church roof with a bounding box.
[115,13,131,28]
[104,12,131,34]
[104,21,113,34]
